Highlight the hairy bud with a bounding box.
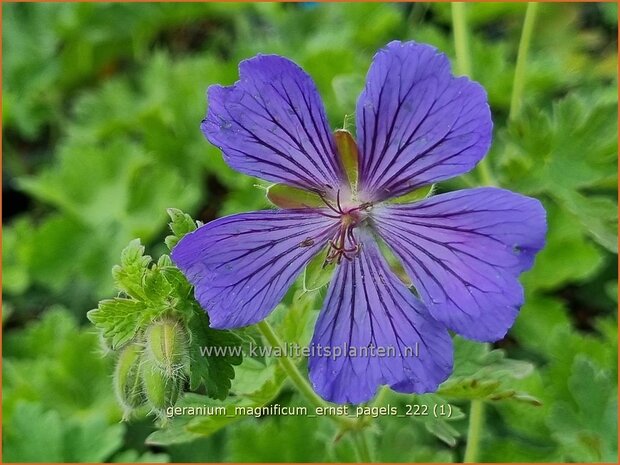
[113,343,145,418]
[144,318,189,378]
[141,360,182,413]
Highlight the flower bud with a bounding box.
[141,359,182,413]
[113,343,145,417]
[144,318,189,378]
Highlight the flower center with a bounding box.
[318,190,372,266]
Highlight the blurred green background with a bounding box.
[2,2,618,463]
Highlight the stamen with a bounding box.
[317,191,341,215]
[324,221,361,265]
[346,226,356,246]
[335,189,344,214]
[313,190,370,266]
[308,206,340,219]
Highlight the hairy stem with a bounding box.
[510,2,539,121]
[451,2,472,76]
[452,2,496,186]
[463,400,485,463]
[256,320,356,429]
[353,430,373,463]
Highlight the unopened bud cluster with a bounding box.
[113,318,190,419]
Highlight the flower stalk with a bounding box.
[353,430,373,463]
[510,2,539,121]
[451,2,472,77]
[463,400,485,462]
[451,2,496,186]
[255,320,358,430]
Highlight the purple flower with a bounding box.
[172,41,546,404]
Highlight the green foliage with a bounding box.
[87,239,189,350]
[548,357,617,462]
[3,308,117,417]
[4,402,125,463]
[2,308,168,462]
[302,252,335,293]
[498,95,617,251]
[186,311,244,399]
[228,416,326,462]
[521,204,604,292]
[438,338,540,405]
[3,2,253,139]
[86,210,245,420]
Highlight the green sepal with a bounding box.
[114,343,146,414]
[144,319,190,378]
[142,359,182,412]
[334,129,359,189]
[266,183,324,209]
[302,249,334,293]
[386,184,435,205]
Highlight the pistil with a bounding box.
[317,189,372,266]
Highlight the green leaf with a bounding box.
[498,95,617,251]
[3,214,101,296]
[438,337,541,405]
[3,402,125,463]
[3,402,65,462]
[111,450,169,463]
[3,307,120,419]
[165,208,199,250]
[187,310,244,400]
[372,417,456,462]
[547,357,617,462]
[552,188,618,253]
[2,217,33,295]
[146,394,248,444]
[63,415,125,462]
[521,203,604,292]
[142,264,174,305]
[87,298,147,350]
[186,367,286,436]
[511,295,571,355]
[408,393,466,447]
[145,398,204,446]
[501,95,616,193]
[89,237,197,351]
[111,239,151,301]
[228,415,326,462]
[424,418,460,447]
[231,358,279,397]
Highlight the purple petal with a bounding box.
[356,41,492,202]
[372,187,547,342]
[202,55,344,193]
[308,230,453,404]
[171,210,338,328]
